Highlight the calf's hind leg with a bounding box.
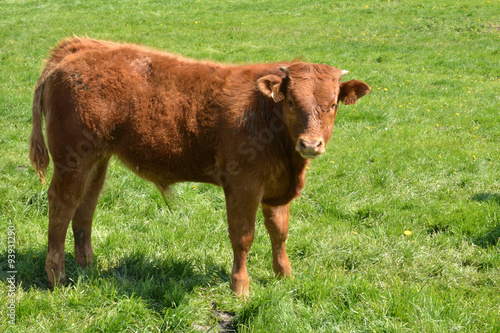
[46,166,91,287]
[72,157,110,268]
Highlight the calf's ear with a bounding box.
[256,75,285,103]
[339,80,371,105]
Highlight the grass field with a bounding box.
[1,0,500,331]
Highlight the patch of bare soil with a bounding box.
[192,302,237,333]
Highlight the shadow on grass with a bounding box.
[0,248,231,312]
[471,193,500,248]
[0,247,49,290]
[471,193,500,205]
[97,252,231,311]
[472,224,500,248]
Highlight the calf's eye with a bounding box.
[322,103,336,113]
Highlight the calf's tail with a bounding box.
[29,78,49,185]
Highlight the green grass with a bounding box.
[1,0,500,331]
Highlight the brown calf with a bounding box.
[30,37,370,296]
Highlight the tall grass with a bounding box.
[1,0,499,331]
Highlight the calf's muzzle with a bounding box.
[296,136,325,159]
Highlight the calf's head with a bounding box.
[257,63,370,159]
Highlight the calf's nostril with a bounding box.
[299,139,307,151]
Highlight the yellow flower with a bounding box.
[404,230,412,236]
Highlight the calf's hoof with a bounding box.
[231,275,250,297]
[75,253,93,268]
[47,269,67,289]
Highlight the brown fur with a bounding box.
[29,37,370,295]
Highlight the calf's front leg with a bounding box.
[262,203,292,278]
[224,187,262,296]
